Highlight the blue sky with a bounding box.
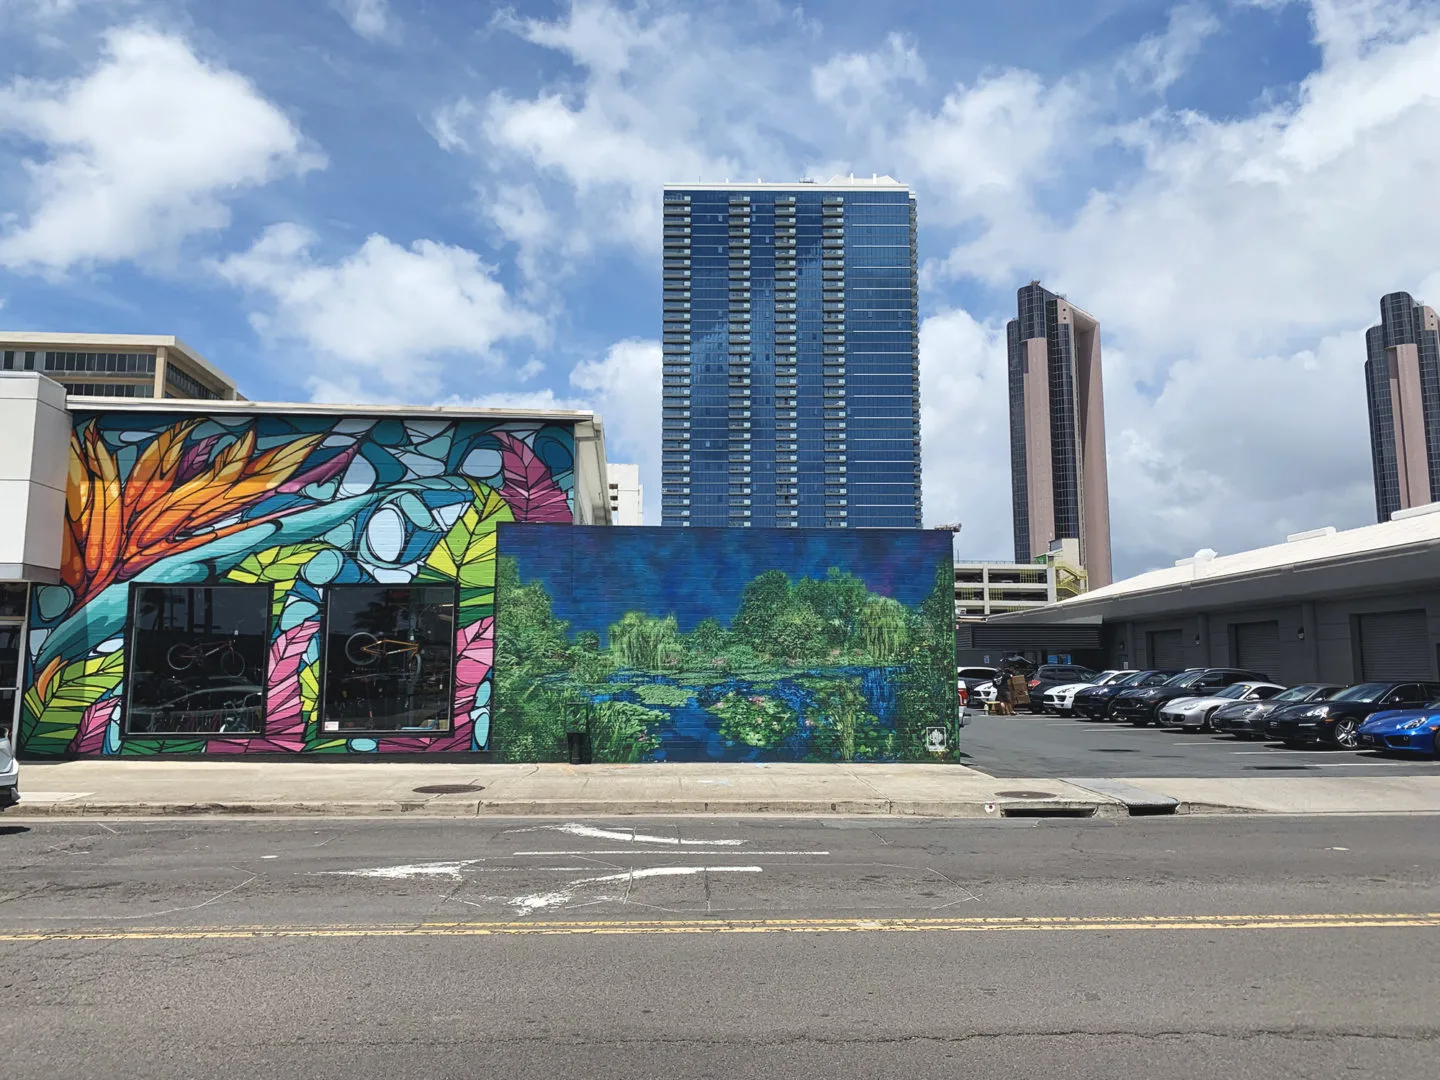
[2,0,1439,577]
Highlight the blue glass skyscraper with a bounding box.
[660,178,921,528]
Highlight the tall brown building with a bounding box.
[1007,282,1112,588]
[1364,292,1440,522]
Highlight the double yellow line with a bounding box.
[3,912,1438,941]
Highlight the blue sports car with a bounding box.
[1357,705,1440,756]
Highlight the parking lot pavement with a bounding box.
[959,708,1440,778]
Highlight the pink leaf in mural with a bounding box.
[493,432,571,523]
[225,620,320,754]
[278,442,361,494]
[175,435,221,484]
[378,617,494,753]
[72,698,119,756]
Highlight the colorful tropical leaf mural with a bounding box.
[21,412,576,757]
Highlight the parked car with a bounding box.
[1263,681,1440,748]
[1043,670,1135,716]
[1212,683,1345,739]
[0,731,17,811]
[1158,682,1287,731]
[1357,703,1440,756]
[1022,664,1101,712]
[1073,670,1180,720]
[1112,667,1270,726]
[956,666,999,716]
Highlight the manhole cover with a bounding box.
[994,790,1056,799]
[413,784,484,795]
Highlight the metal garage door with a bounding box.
[1357,610,1430,680]
[1148,629,1185,669]
[1233,621,1280,679]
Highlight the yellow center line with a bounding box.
[2,912,1438,941]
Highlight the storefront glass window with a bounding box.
[1,623,21,738]
[322,586,456,733]
[127,586,270,735]
[0,584,27,618]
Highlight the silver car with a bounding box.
[1158,682,1287,731]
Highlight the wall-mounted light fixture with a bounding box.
[1297,627,1306,641]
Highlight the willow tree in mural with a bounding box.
[492,525,957,763]
[20,412,574,757]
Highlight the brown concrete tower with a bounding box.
[1006,282,1112,589]
[1364,292,1440,522]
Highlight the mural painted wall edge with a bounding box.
[19,410,576,757]
[492,523,958,764]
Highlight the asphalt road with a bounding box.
[1,814,1438,1079]
[959,707,1440,777]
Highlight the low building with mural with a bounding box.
[2,371,957,763]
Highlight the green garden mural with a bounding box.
[493,525,957,762]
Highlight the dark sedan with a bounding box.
[1211,683,1344,739]
[1111,667,1270,726]
[1073,670,1179,720]
[1263,680,1440,748]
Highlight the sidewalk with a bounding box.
[7,760,1440,818]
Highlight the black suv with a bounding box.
[1021,664,1100,712]
[1073,670,1180,720]
[1111,667,1269,726]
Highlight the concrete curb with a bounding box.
[5,796,1129,819]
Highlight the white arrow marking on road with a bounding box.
[513,849,829,856]
[537,823,746,846]
[508,866,763,913]
[318,862,601,880]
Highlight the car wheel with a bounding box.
[1333,718,1360,749]
[1200,709,1217,733]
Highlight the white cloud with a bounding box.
[811,32,926,121]
[918,309,1013,558]
[1120,3,1221,92]
[897,70,1087,230]
[334,0,395,42]
[213,223,545,399]
[0,26,322,274]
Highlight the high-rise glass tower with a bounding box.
[1006,282,1113,588]
[660,177,920,528]
[1365,291,1440,522]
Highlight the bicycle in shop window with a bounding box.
[167,632,247,678]
[344,632,424,677]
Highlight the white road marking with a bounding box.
[513,849,829,857]
[318,862,604,879]
[534,823,746,846]
[508,866,763,913]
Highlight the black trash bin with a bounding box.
[567,730,590,765]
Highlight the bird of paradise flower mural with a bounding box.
[20,411,575,757]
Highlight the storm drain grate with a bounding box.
[413,784,485,795]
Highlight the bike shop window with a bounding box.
[127,585,270,736]
[322,585,456,733]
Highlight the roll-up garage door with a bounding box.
[1233,621,1280,679]
[1148,629,1186,669]
[1357,610,1429,680]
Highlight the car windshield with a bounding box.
[1166,671,1205,687]
[1213,683,1248,699]
[1098,670,1132,685]
[1332,682,1391,703]
[1139,671,1173,686]
[1272,684,1318,703]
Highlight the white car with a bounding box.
[1042,670,1135,716]
[1157,682,1287,731]
[0,732,17,811]
[956,666,999,719]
